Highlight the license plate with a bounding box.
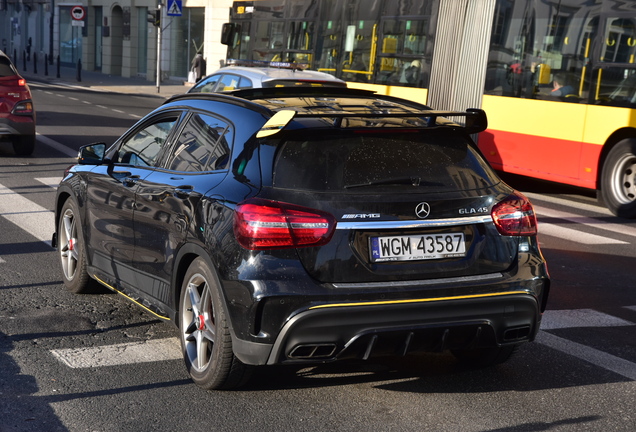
[370,233,466,262]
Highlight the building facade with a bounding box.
[0,0,232,81]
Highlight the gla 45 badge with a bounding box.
[459,207,489,215]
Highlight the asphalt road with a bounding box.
[0,82,634,431]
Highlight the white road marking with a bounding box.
[112,109,125,114]
[537,222,627,245]
[35,177,63,189]
[0,182,54,246]
[525,192,611,215]
[0,257,5,263]
[625,306,636,313]
[537,331,636,381]
[541,309,634,330]
[536,205,636,238]
[50,338,182,368]
[96,105,108,109]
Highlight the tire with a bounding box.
[179,257,252,390]
[451,345,518,367]
[599,139,636,218]
[12,135,35,156]
[58,199,93,293]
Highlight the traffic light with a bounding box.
[147,9,160,27]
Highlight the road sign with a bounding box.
[167,0,182,17]
[71,5,86,21]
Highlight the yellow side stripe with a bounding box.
[309,291,530,310]
[93,275,171,321]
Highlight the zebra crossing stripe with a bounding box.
[35,177,63,189]
[537,222,627,245]
[50,338,182,368]
[0,182,54,246]
[537,331,636,381]
[536,205,636,239]
[541,309,634,330]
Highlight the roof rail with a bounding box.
[229,86,377,100]
[225,58,308,70]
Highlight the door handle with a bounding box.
[122,175,140,187]
[174,185,194,199]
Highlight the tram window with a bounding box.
[485,0,599,103]
[288,21,313,51]
[602,18,636,63]
[381,19,427,56]
[316,16,340,73]
[253,21,284,61]
[227,22,251,60]
[341,20,376,83]
[595,67,636,107]
[376,19,428,87]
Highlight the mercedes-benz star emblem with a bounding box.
[415,202,431,219]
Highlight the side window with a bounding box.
[217,74,241,91]
[0,57,17,77]
[238,76,253,88]
[191,74,221,93]
[166,113,233,172]
[117,118,177,167]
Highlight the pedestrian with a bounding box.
[190,53,206,83]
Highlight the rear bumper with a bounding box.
[0,114,35,137]
[231,289,542,366]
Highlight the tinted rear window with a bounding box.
[0,57,17,77]
[269,130,498,192]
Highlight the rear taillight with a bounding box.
[18,78,26,86]
[491,193,538,236]
[234,198,336,250]
[12,100,34,115]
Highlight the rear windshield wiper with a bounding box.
[344,177,444,189]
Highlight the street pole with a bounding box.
[156,3,162,94]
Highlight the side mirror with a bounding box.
[221,23,235,45]
[464,109,488,134]
[78,142,107,165]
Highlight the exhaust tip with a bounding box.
[289,344,337,359]
[503,326,531,341]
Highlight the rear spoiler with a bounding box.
[257,108,488,138]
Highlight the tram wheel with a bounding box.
[599,139,636,218]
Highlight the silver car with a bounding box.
[188,64,346,93]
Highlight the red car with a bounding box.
[0,50,36,156]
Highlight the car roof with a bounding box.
[203,66,345,85]
[165,88,487,134]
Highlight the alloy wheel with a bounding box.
[182,273,217,373]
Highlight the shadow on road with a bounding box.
[0,331,68,431]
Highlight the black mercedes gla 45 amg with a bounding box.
[53,87,550,390]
